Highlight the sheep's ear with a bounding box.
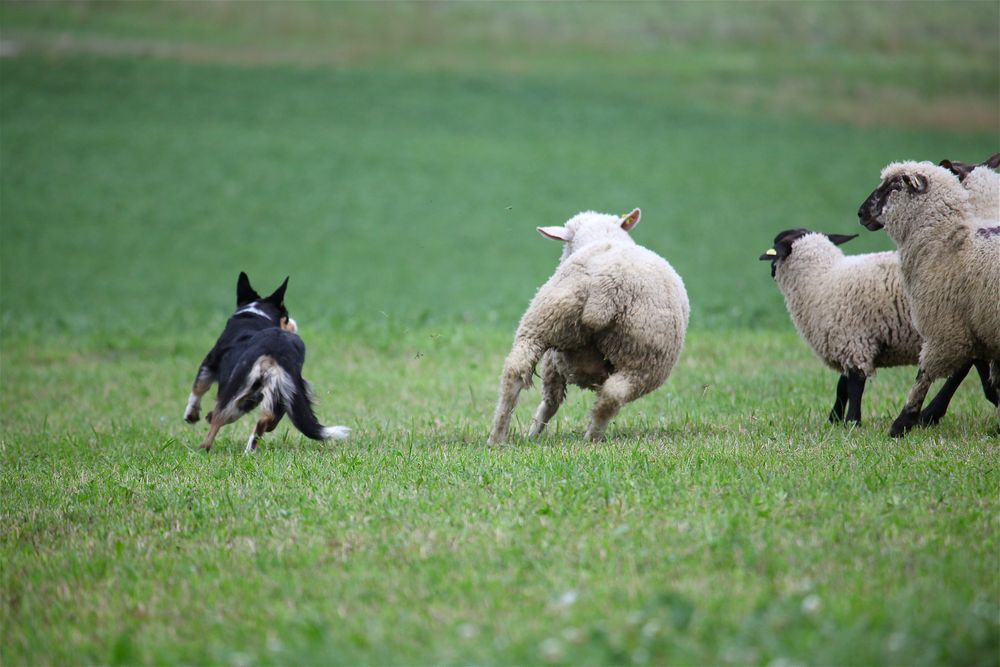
[620,208,641,231]
[537,226,571,241]
[236,271,260,306]
[902,173,928,194]
[939,159,975,181]
[982,153,1000,170]
[826,233,858,246]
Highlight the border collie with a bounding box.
[184,272,350,453]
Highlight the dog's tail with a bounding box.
[264,362,350,442]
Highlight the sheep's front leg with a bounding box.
[488,338,545,444]
[843,371,867,425]
[585,370,647,442]
[184,365,216,423]
[529,352,567,437]
[828,375,848,423]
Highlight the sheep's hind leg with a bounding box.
[919,360,973,426]
[891,368,935,438]
[828,375,848,423]
[529,353,567,437]
[843,371,867,424]
[991,361,1000,434]
[585,370,647,442]
[976,360,998,406]
[488,338,545,444]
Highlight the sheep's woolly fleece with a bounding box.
[773,232,920,378]
[489,210,689,443]
[962,165,1000,223]
[876,161,1000,371]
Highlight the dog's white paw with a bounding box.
[184,393,201,423]
[322,425,351,441]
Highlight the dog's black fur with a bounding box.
[184,272,348,452]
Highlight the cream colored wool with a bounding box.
[488,210,689,443]
[962,165,1000,223]
[869,160,1000,432]
[774,233,921,377]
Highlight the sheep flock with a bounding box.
[488,153,998,441]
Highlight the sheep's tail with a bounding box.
[270,366,350,441]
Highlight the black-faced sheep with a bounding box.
[761,229,996,426]
[859,161,1000,436]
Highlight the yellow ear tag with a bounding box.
[764,248,777,256]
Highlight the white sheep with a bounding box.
[939,153,1000,222]
[760,228,996,425]
[488,209,689,443]
[858,160,1000,436]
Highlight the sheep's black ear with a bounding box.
[981,153,1000,170]
[264,276,289,306]
[939,159,975,182]
[826,233,858,246]
[902,173,928,194]
[236,272,260,306]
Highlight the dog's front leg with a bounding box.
[185,366,216,423]
[200,411,226,451]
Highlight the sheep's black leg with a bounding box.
[844,371,866,424]
[828,375,848,423]
[891,368,933,437]
[920,360,973,426]
[974,359,999,406]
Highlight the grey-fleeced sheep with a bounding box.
[939,153,1000,222]
[859,160,1000,436]
[760,228,996,425]
[488,209,689,443]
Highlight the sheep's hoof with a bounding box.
[889,413,918,438]
[917,410,943,427]
[827,410,843,424]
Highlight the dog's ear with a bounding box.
[265,276,289,306]
[236,272,260,306]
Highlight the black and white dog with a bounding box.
[184,272,350,453]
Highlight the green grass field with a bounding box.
[2,2,999,664]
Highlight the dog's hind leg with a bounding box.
[245,413,276,454]
[265,406,285,432]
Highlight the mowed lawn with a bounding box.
[2,3,999,665]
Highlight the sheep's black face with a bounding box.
[858,180,898,230]
[760,229,857,279]
[858,173,928,231]
[759,228,810,278]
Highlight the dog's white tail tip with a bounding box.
[322,425,351,441]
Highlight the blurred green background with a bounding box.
[2,0,997,339]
